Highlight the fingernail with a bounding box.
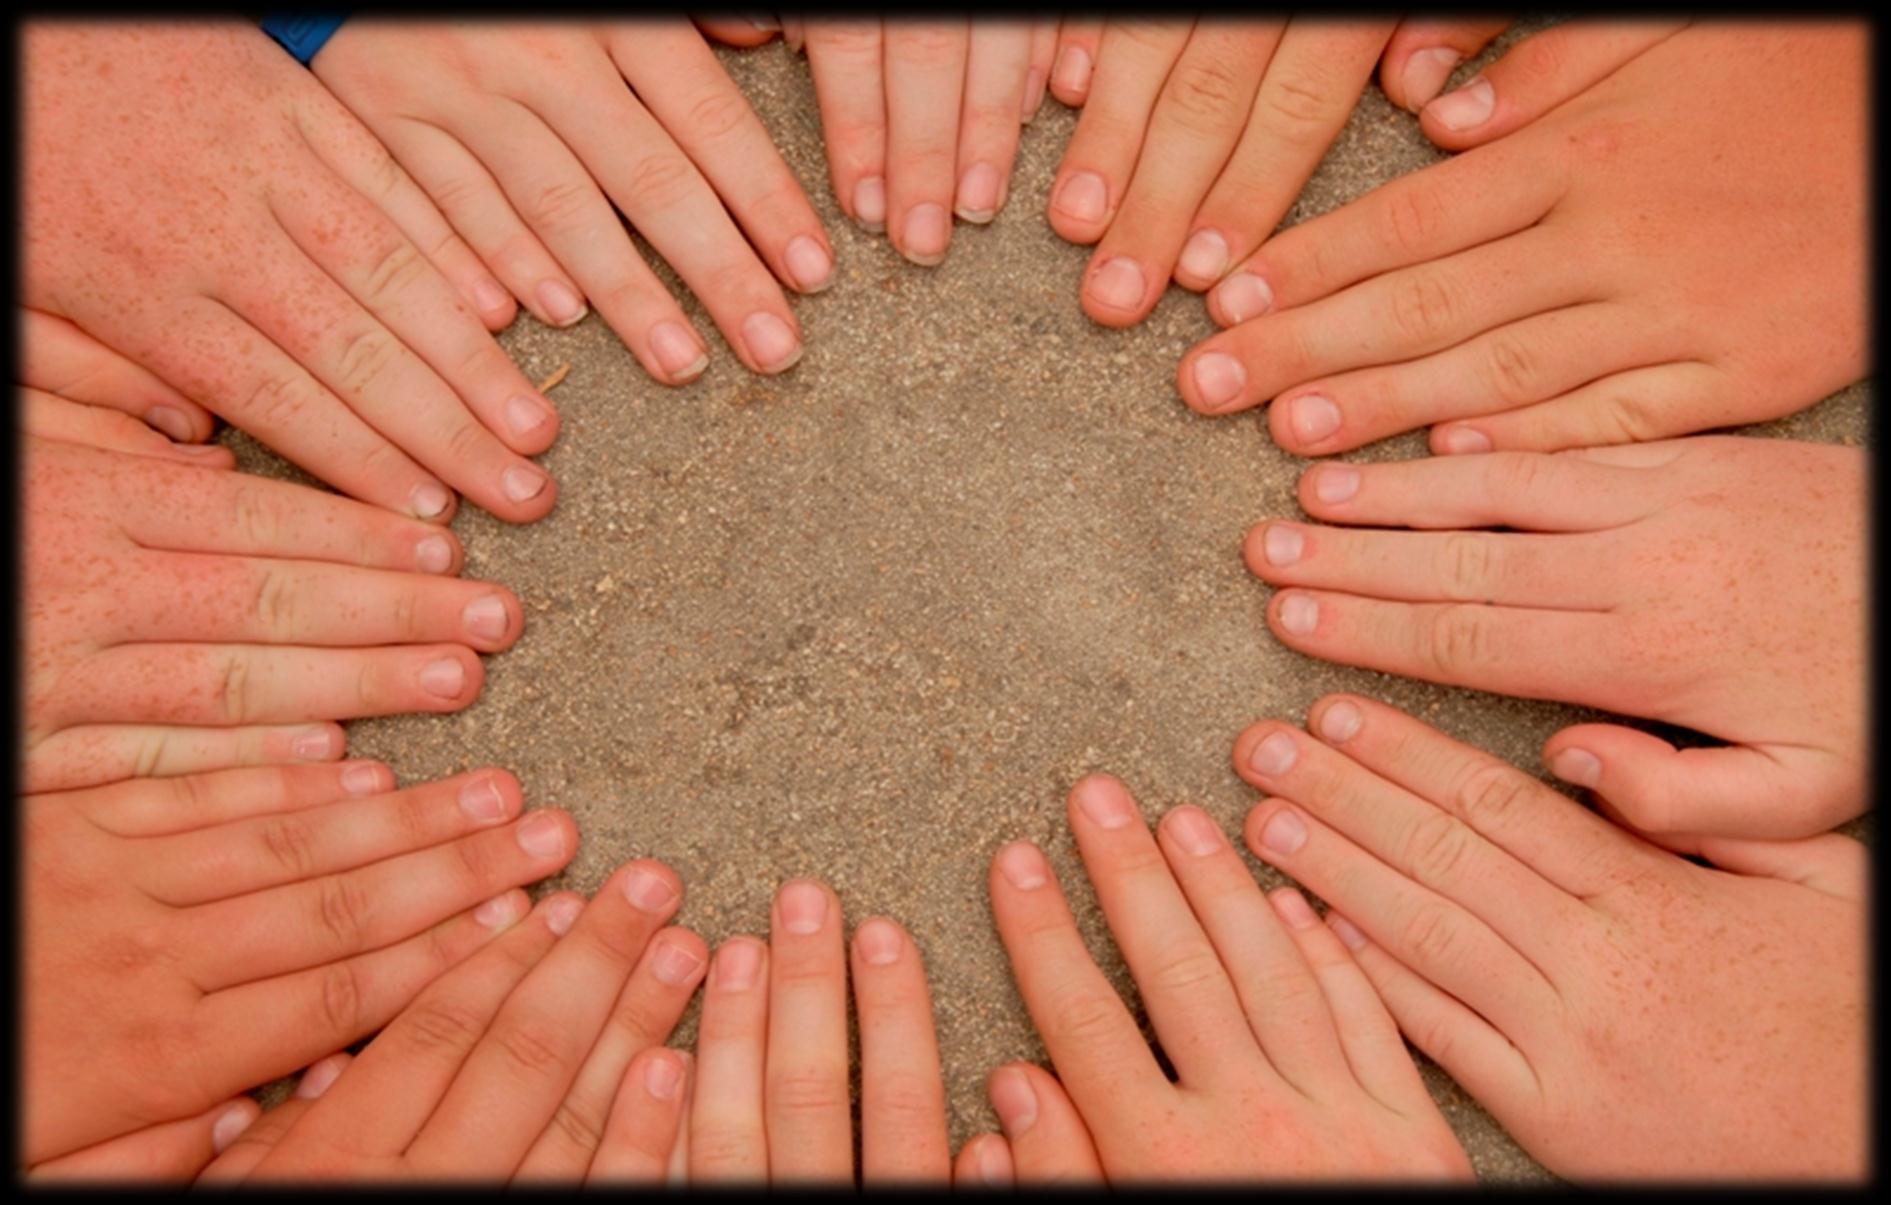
[420,657,466,698]
[1438,425,1492,455]
[516,811,569,860]
[1313,464,1360,504]
[1552,747,1602,789]
[1052,171,1107,224]
[544,894,583,936]
[745,14,780,32]
[471,275,512,316]
[292,727,336,760]
[502,464,548,503]
[537,280,589,327]
[996,841,1048,890]
[409,481,452,520]
[1190,351,1247,410]
[1400,46,1462,111]
[415,534,455,574]
[1215,271,1273,324]
[715,939,762,990]
[1289,394,1342,444]
[1330,913,1368,950]
[1278,593,1319,636]
[173,443,227,461]
[977,1135,1014,1185]
[1074,778,1135,829]
[459,774,510,823]
[741,312,803,373]
[650,321,709,383]
[651,939,704,986]
[1178,228,1230,283]
[146,405,194,442]
[1249,730,1299,777]
[1272,888,1319,929]
[989,1067,1038,1138]
[340,761,385,796]
[855,917,903,966]
[1165,806,1224,857]
[1263,524,1304,566]
[1088,257,1146,311]
[1052,43,1092,96]
[1021,67,1047,121]
[462,594,510,641]
[853,176,888,232]
[505,394,551,437]
[295,1054,346,1100]
[785,234,834,292]
[778,879,828,934]
[1428,76,1495,132]
[644,1051,684,1100]
[210,1103,257,1154]
[623,865,678,914]
[1318,701,1363,744]
[1258,807,1308,857]
[474,890,523,929]
[955,163,1001,223]
[899,202,951,266]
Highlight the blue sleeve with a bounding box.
[259,15,348,66]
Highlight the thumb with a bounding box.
[1378,18,1514,112]
[1419,20,1689,150]
[28,1097,260,1183]
[691,16,781,48]
[1543,723,1859,841]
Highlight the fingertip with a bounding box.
[852,915,909,967]
[210,1098,262,1155]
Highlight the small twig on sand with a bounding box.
[538,363,571,393]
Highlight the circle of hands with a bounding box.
[19,15,1867,1185]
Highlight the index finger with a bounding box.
[851,917,950,1183]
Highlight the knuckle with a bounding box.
[392,585,423,643]
[1163,60,1246,129]
[1436,532,1497,602]
[360,240,430,308]
[619,153,698,213]
[1424,603,1495,680]
[399,998,489,1060]
[332,326,402,397]
[1450,763,1540,831]
[441,415,495,466]
[524,177,601,231]
[1257,71,1335,134]
[890,25,963,58]
[1043,986,1124,1048]
[1145,945,1228,997]
[216,656,253,724]
[452,828,497,888]
[868,1068,944,1125]
[491,1014,576,1080]
[241,370,318,430]
[252,566,297,637]
[768,1067,850,1116]
[545,1098,604,1155]
[258,814,321,878]
[1382,184,1449,256]
[313,873,371,948]
[1487,453,1550,502]
[809,24,881,59]
[1597,391,1666,444]
[1399,902,1462,967]
[316,959,365,1037]
[1111,21,1178,56]
[1484,332,1543,404]
[229,481,281,549]
[683,87,755,144]
[1402,812,1474,884]
[1389,272,1460,344]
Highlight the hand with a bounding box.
[198,858,707,1182]
[22,436,524,794]
[1177,23,1867,455]
[1245,438,1866,840]
[23,24,561,522]
[312,21,830,381]
[686,880,952,1183]
[1231,696,1866,1179]
[960,775,1472,1183]
[1045,18,1394,327]
[23,764,578,1171]
[793,19,1060,264]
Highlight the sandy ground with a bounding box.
[227,25,1871,1181]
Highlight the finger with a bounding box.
[1244,520,1617,611]
[1419,21,1687,149]
[986,841,1168,1120]
[953,21,1034,224]
[852,917,951,1183]
[18,307,215,442]
[1692,832,1868,901]
[883,21,968,266]
[29,1097,259,1183]
[1081,23,1276,322]
[256,892,571,1163]
[695,16,780,48]
[985,1062,1106,1183]
[1267,887,1437,1116]
[71,758,390,838]
[139,767,528,906]
[184,809,575,988]
[1431,361,1734,453]
[1022,21,1060,122]
[803,22,889,232]
[195,1053,351,1184]
[688,936,771,1182]
[1328,910,1540,1117]
[49,642,486,728]
[1263,587,1623,703]
[765,878,854,1181]
[1175,21,1391,293]
[1308,694,1653,899]
[1243,796,1554,1038]
[1234,719,1579,980]
[21,721,347,796]
[1293,450,1661,532]
[664,1044,694,1185]
[1062,775,1261,1087]
[1047,20,1104,106]
[514,923,709,1180]
[21,388,233,466]
[1377,18,1512,111]
[1151,804,1353,1094]
[782,17,806,55]
[1543,724,1861,842]
[953,1133,1015,1187]
[1048,20,1193,245]
[586,1048,691,1182]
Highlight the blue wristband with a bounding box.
[259,14,347,65]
